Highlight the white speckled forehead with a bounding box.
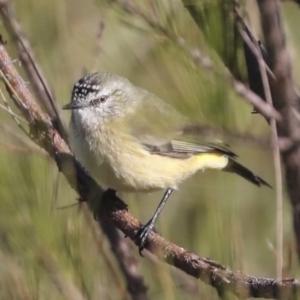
[72,74,102,102]
[71,72,131,104]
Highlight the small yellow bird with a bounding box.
[63,72,270,253]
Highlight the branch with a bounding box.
[180,0,281,121]
[114,0,281,121]
[99,215,148,299]
[236,15,284,279]
[256,0,300,261]
[0,34,299,299]
[0,0,68,141]
[80,206,135,299]
[100,189,300,299]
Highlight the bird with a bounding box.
[63,72,271,254]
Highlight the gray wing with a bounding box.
[128,89,236,159]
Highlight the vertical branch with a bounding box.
[271,87,284,280]
[241,23,283,279]
[99,215,148,300]
[239,24,284,279]
[257,0,300,260]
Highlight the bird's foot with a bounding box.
[134,220,155,256]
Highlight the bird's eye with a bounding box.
[100,95,108,102]
[90,95,108,106]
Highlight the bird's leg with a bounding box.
[135,188,173,255]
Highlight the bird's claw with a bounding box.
[134,222,154,256]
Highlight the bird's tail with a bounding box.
[224,159,271,188]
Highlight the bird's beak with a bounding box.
[62,102,84,110]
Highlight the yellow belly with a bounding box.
[70,125,229,192]
[84,148,228,192]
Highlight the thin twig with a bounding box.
[238,24,283,279]
[0,120,45,154]
[0,86,30,138]
[0,81,30,136]
[0,0,68,141]
[114,0,281,121]
[0,102,27,123]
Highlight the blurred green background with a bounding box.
[0,0,299,299]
